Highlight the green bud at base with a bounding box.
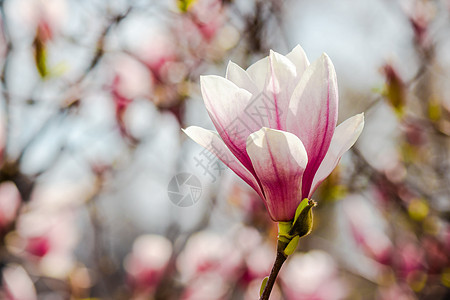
[289,198,316,238]
[276,199,317,257]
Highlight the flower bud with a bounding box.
[288,198,316,238]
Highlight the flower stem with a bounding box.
[259,241,288,300]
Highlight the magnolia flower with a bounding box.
[184,45,364,221]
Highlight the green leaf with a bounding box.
[260,276,269,297]
[283,235,299,256]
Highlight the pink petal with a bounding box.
[236,51,297,131]
[287,54,338,198]
[200,75,256,171]
[309,113,364,197]
[246,128,308,221]
[2,264,37,300]
[183,126,263,198]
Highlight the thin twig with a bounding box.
[260,241,288,300]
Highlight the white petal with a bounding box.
[263,50,297,129]
[286,45,310,79]
[246,128,308,221]
[266,49,297,95]
[226,61,258,94]
[246,56,269,91]
[309,113,365,197]
[183,126,263,198]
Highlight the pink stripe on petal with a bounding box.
[309,113,364,197]
[246,128,308,221]
[287,54,338,198]
[200,75,256,171]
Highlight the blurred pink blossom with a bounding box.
[9,0,66,48]
[343,196,393,265]
[184,45,364,221]
[395,241,425,280]
[35,18,52,42]
[281,250,348,300]
[1,264,37,300]
[110,74,134,138]
[0,181,21,232]
[107,55,154,139]
[376,283,416,300]
[8,205,78,279]
[138,34,179,84]
[184,0,224,42]
[176,231,242,282]
[402,0,435,48]
[180,274,228,300]
[241,242,274,285]
[124,234,173,295]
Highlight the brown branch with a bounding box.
[260,240,288,300]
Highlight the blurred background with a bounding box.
[0,0,449,299]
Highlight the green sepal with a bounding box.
[289,199,316,238]
[283,235,299,256]
[260,276,269,297]
[278,221,293,244]
[293,198,309,225]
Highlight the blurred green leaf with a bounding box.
[178,0,197,12]
[408,198,429,221]
[33,38,48,78]
[428,100,441,121]
[382,64,405,117]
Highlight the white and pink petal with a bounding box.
[263,50,298,130]
[246,128,308,221]
[183,126,263,198]
[200,75,256,170]
[309,113,364,197]
[287,53,339,198]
